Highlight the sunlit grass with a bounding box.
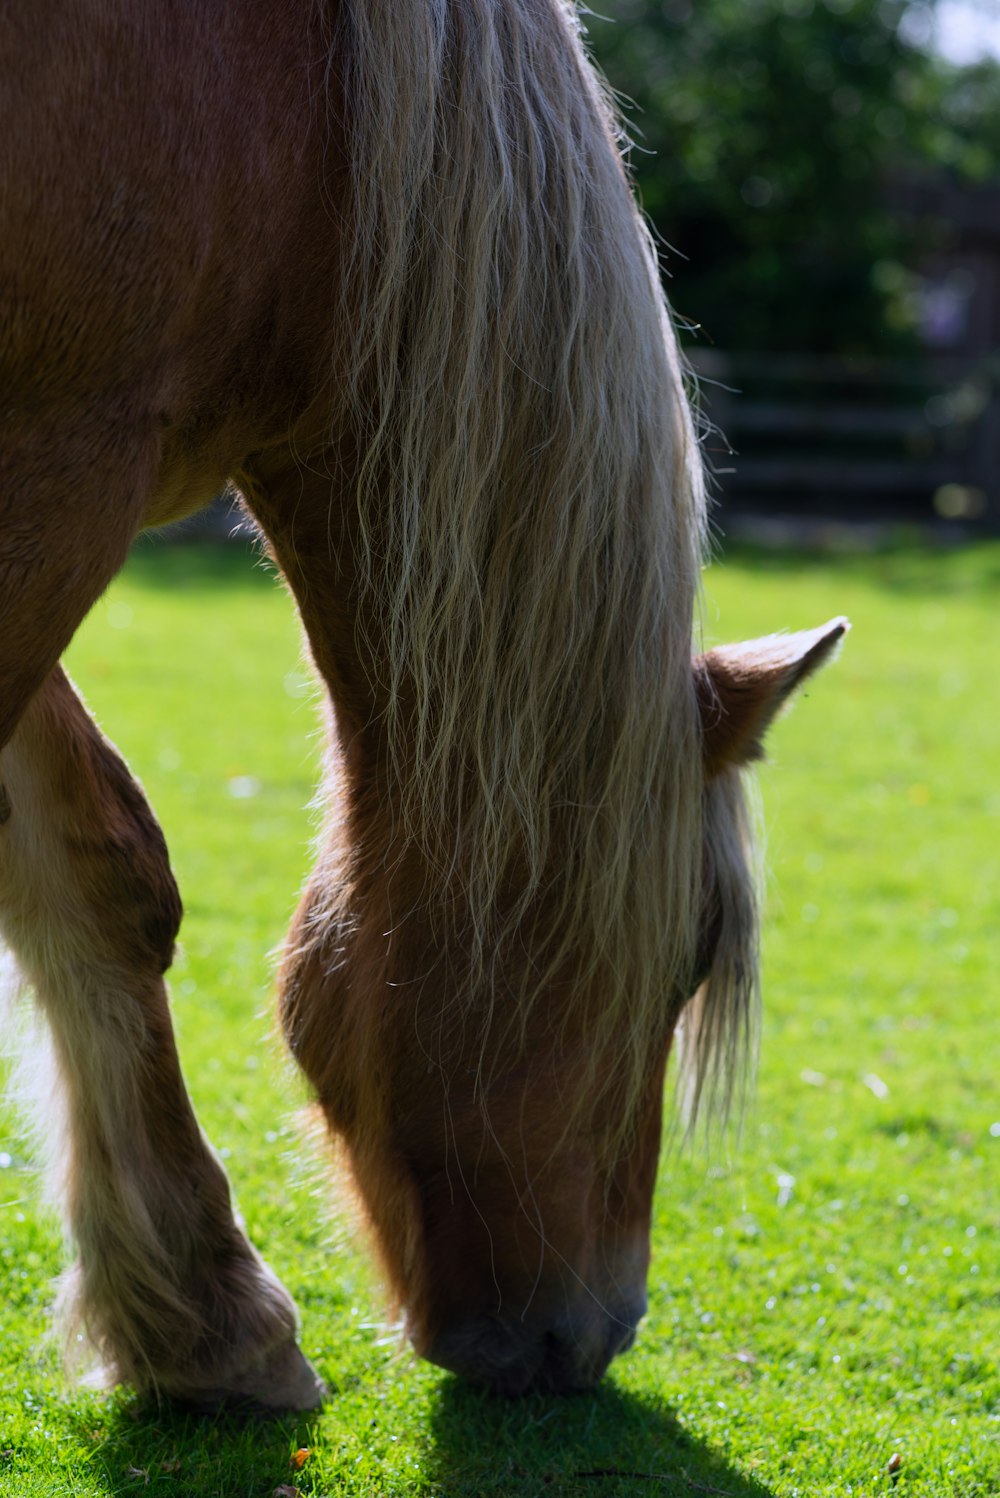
[0,536,996,1496]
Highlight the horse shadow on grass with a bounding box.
[423,1376,777,1498]
[62,1373,776,1498]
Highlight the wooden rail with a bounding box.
[688,350,1000,523]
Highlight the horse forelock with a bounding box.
[327,0,717,1161]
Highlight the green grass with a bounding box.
[0,535,997,1496]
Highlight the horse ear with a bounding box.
[695,617,849,778]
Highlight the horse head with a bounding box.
[284,618,847,1395]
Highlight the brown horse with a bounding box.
[0,0,845,1408]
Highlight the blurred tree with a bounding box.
[926,52,1000,179]
[583,0,999,355]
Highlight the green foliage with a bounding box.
[927,53,1000,180]
[583,0,1000,354]
[0,538,998,1494]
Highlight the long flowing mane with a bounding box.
[326,0,756,1151]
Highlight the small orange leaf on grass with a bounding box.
[291,1448,311,1470]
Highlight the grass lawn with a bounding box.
[0,535,997,1497]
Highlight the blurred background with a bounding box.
[580,0,1000,536]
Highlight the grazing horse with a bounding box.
[0,0,845,1408]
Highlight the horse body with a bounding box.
[0,0,844,1407]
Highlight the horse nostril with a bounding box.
[427,1315,541,1395]
[538,1327,604,1392]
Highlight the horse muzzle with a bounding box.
[422,1293,647,1395]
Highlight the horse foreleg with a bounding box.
[0,666,323,1410]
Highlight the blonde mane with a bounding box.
[328,0,756,1151]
